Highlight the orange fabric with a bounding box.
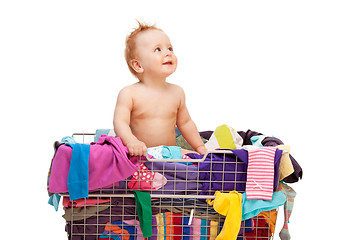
[165,211,173,240]
[258,209,278,234]
[104,223,130,240]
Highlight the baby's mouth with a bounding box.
[162,61,172,65]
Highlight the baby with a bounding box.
[113,22,207,157]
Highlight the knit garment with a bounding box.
[133,191,153,238]
[207,191,242,240]
[278,183,297,240]
[246,147,276,201]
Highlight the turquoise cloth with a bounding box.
[161,146,182,159]
[133,191,152,238]
[242,191,286,220]
[48,193,61,211]
[250,135,266,147]
[61,136,76,144]
[95,129,111,142]
[66,142,91,200]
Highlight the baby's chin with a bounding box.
[162,65,177,75]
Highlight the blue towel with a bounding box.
[65,143,90,200]
[242,191,286,220]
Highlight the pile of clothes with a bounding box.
[47,125,302,240]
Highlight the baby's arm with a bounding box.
[176,87,207,155]
[113,87,147,156]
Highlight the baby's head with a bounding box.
[125,21,177,79]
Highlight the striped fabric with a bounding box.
[99,213,220,240]
[155,212,219,240]
[245,147,276,201]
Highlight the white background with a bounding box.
[1,1,359,239]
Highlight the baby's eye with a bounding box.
[155,48,161,52]
[168,47,173,51]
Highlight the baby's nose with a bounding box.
[165,50,173,57]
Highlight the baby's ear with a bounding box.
[130,59,144,73]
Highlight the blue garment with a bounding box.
[65,142,91,200]
[242,191,286,220]
[99,235,121,240]
[94,129,116,142]
[95,129,111,142]
[250,135,266,147]
[48,193,61,211]
[175,127,181,138]
[162,145,192,165]
[61,136,76,144]
[182,217,191,240]
[161,146,182,159]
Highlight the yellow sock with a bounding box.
[208,191,242,240]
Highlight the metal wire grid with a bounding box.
[61,133,276,239]
[64,195,276,240]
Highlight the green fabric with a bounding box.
[175,135,207,151]
[133,190,152,238]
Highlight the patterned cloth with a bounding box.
[99,213,220,240]
[128,164,167,190]
[155,212,219,240]
[245,147,276,201]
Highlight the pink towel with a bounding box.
[49,135,139,193]
[245,147,276,201]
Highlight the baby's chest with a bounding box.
[133,96,179,118]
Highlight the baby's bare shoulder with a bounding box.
[118,83,141,96]
[123,83,142,91]
[116,84,143,107]
[167,83,185,95]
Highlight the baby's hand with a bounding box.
[196,145,208,155]
[127,140,148,156]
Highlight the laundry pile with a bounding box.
[47,125,302,240]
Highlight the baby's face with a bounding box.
[134,29,177,78]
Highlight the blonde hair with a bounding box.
[125,21,161,76]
